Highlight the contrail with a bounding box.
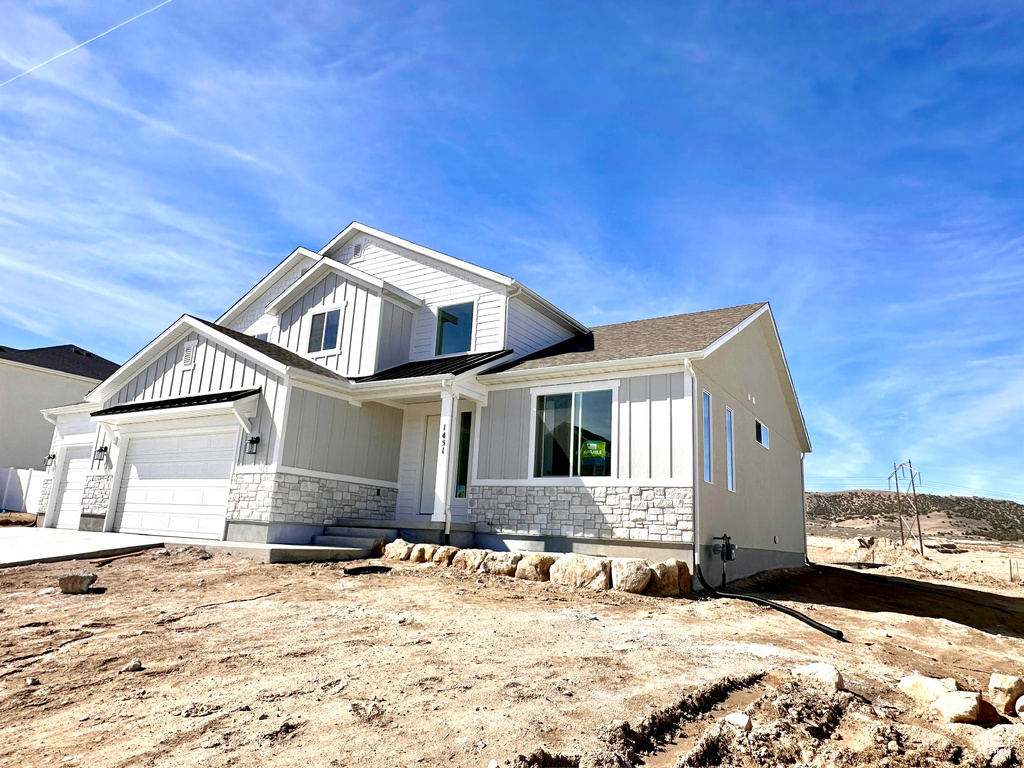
[0,0,175,90]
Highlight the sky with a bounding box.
[0,1,1021,501]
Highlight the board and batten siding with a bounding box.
[377,300,414,371]
[475,373,693,483]
[506,298,575,359]
[333,239,508,360]
[276,272,381,378]
[103,331,285,469]
[281,387,403,484]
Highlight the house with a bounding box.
[0,344,118,513]
[39,223,811,581]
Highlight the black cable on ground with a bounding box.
[695,565,846,642]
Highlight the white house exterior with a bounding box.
[40,223,812,581]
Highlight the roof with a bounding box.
[190,317,346,381]
[490,303,768,373]
[355,349,513,382]
[0,344,120,380]
[91,387,261,418]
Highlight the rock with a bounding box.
[989,674,1024,714]
[674,559,692,595]
[898,674,959,703]
[155,548,170,556]
[408,543,439,563]
[930,691,982,723]
[989,747,1015,768]
[488,761,499,768]
[25,677,39,686]
[646,560,680,596]
[1017,695,1024,718]
[793,662,845,693]
[432,546,459,566]
[515,554,557,581]
[481,552,523,576]
[395,613,411,625]
[724,712,752,732]
[977,699,1002,726]
[119,658,143,673]
[549,554,611,590]
[383,539,414,560]
[451,549,491,572]
[611,558,652,593]
[58,572,96,594]
[37,587,57,596]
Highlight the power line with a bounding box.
[0,0,174,91]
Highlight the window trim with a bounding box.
[528,381,619,480]
[305,303,347,356]
[725,406,735,492]
[755,420,770,449]
[432,298,478,358]
[702,390,713,484]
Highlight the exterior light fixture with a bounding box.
[244,434,261,455]
[43,454,56,469]
[93,445,109,464]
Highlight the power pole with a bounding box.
[889,461,924,555]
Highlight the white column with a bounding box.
[431,388,458,522]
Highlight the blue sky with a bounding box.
[0,1,1021,500]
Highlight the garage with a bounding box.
[53,446,92,530]
[113,430,237,539]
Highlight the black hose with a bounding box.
[695,565,845,642]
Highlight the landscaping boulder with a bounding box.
[432,546,460,566]
[383,539,414,560]
[549,554,610,590]
[898,674,959,703]
[673,559,692,595]
[611,558,652,593]
[930,691,982,723]
[723,712,752,732]
[481,552,522,577]
[646,560,680,597]
[1017,696,1024,718]
[977,699,1002,726]
[408,543,439,563]
[989,674,1024,714]
[452,549,491,572]
[515,554,557,581]
[793,662,845,693]
[58,572,96,594]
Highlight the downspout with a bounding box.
[683,358,701,580]
[440,377,456,544]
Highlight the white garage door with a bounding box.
[114,431,237,539]
[54,446,92,530]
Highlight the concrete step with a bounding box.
[311,535,385,555]
[323,526,399,542]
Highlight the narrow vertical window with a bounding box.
[534,394,572,477]
[726,407,735,492]
[455,411,472,498]
[702,391,713,483]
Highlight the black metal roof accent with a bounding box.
[354,349,513,383]
[91,387,261,418]
[0,344,120,380]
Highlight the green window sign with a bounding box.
[580,440,606,460]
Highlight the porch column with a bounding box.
[431,388,458,522]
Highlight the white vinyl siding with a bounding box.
[506,297,575,359]
[227,256,318,334]
[377,300,414,371]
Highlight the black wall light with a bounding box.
[43,454,56,469]
[93,445,109,464]
[244,434,261,455]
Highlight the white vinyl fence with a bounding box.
[1,467,43,514]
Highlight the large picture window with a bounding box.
[435,302,474,356]
[308,308,341,353]
[534,389,613,477]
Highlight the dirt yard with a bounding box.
[2,538,1023,767]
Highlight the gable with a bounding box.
[221,249,319,333]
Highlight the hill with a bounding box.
[805,489,1024,541]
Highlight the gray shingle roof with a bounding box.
[0,344,120,380]
[490,302,767,373]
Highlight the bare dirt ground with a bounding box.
[2,540,1023,768]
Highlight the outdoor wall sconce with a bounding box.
[93,445,109,464]
[43,454,56,469]
[244,434,261,455]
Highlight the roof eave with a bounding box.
[511,282,589,334]
[480,350,707,384]
[216,247,319,326]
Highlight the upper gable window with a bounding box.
[435,302,474,356]
[755,420,770,449]
[308,308,342,354]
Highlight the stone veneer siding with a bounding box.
[37,478,52,516]
[468,485,694,542]
[81,475,114,518]
[228,471,398,526]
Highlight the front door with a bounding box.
[418,415,440,515]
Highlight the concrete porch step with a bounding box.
[323,526,400,542]
[311,534,385,555]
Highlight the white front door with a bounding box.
[418,415,440,515]
[54,446,91,530]
[114,431,236,539]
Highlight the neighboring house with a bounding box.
[40,223,811,581]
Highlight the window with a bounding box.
[254,332,269,342]
[702,391,713,483]
[755,420,770,449]
[435,302,474,356]
[534,389,613,477]
[307,308,342,353]
[455,411,472,498]
[726,407,735,492]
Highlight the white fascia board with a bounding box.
[90,391,261,429]
[348,375,449,402]
[478,350,706,386]
[41,401,95,423]
[319,222,515,288]
[217,247,319,326]
[88,316,290,404]
[699,303,769,357]
[264,258,423,316]
[512,282,589,334]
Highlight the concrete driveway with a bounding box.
[0,527,160,568]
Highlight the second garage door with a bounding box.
[54,446,92,530]
[114,431,237,539]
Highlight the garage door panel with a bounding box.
[54,447,93,530]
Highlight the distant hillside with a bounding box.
[805,490,1024,541]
